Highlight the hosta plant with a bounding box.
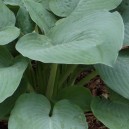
[0,0,129,129]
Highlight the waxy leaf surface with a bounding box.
[0,79,27,119]
[117,0,129,46]
[16,11,123,66]
[91,98,129,129]
[57,86,92,111]
[49,0,122,17]
[95,49,129,99]
[0,46,28,102]
[9,93,88,129]
[0,0,20,45]
[23,0,56,34]
[16,6,35,34]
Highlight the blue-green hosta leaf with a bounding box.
[0,1,20,45]
[9,93,88,129]
[95,49,129,99]
[16,6,35,34]
[3,0,23,6]
[91,97,129,129]
[0,79,27,119]
[49,0,122,17]
[16,11,124,65]
[56,86,92,111]
[109,88,129,106]
[0,46,13,67]
[33,0,49,10]
[49,0,79,17]
[117,0,129,46]
[3,0,49,9]
[23,0,56,34]
[124,23,129,46]
[0,46,28,103]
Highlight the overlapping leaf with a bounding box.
[0,46,28,103]
[95,49,129,99]
[49,0,122,17]
[109,88,129,105]
[0,79,27,119]
[0,0,20,45]
[56,86,92,111]
[23,0,56,34]
[34,0,49,10]
[9,93,88,129]
[16,6,35,34]
[117,0,129,46]
[3,0,53,34]
[4,0,49,9]
[16,10,123,65]
[49,0,79,17]
[91,97,129,129]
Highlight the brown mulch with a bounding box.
[86,74,109,129]
[87,75,109,97]
[0,121,8,129]
[86,112,108,129]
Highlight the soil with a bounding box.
[76,70,109,129]
[0,70,109,129]
[0,121,8,129]
[86,112,108,129]
[86,74,109,129]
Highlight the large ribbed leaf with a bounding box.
[23,0,56,34]
[95,49,129,99]
[9,93,88,129]
[0,0,20,45]
[49,0,122,17]
[0,46,28,103]
[91,97,129,129]
[16,11,123,65]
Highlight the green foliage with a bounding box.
[0,46,28,103]
[0,1,20,45]
[91,97,129,129]
[9,93,88,129]
[16,6,35,34]
[117,0,129,46]
[95,49,129,99]
[56,86,92,111]
[23,0,56,34]
[0,79,27,119]
[49,0,122,17]
[0,0,129,128]
[16,11,123,65]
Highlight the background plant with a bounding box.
[0,0,129,129]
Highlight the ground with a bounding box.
[86,75,109,129]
